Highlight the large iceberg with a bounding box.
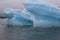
[3,0,60,27]
[23,0,60,27]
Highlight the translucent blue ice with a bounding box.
[23,0,60,27]
[3,8,33,26]
[3,8,14,19]
[3,0,60,27]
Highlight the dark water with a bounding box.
[3,25,60,40]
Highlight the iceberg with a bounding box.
[3,0,60,27]
[23,0,60,27]
[3,8,15,19]
[3,8,33,26]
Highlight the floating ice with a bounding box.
[23,0,60,27]
[3,8,15,19]
[3,8,33,26]
[3,0,60,27]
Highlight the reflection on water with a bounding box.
[3,25,60,40]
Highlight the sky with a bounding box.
[0,0,24,14]
[0,0,60,14]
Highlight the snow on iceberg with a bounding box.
[23,0,60,27]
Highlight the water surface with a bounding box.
[2,25,60,40]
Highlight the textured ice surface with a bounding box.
[3,0,60,27]
[3,8,14,19]
[3,8,33,26]
[23,0,60,27]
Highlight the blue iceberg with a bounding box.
[3,0,60,27]
[3,8,33,26]
[3,8,15,19]
[23,0,60,27]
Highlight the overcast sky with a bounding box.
[0,0,60,14]
[0,0,24,14]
